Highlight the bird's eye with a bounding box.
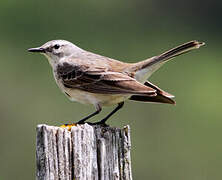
[54,44,60,49]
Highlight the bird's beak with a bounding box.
[28,47,45,53]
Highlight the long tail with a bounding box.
[129,40,205,82]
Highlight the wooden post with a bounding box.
[36,124,132,180]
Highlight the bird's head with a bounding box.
[28,40,84,65]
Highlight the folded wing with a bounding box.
[56,62,156,96]
[129,81,175,104]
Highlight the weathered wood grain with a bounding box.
[36,124,132,180]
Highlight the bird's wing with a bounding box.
[129,81,175,104]
[56,62,156,95]
[144,81,174,98]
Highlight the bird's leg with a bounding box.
[77,105,102,124]
[92,102,124,125]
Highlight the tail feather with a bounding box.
[128,41,204,103]
[129,93,175,104]
[129,81,176,105]
[129,40,205,82]
[138,40,204,70]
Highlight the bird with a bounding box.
[28,40,204,125]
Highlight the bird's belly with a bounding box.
[65,88,129,106]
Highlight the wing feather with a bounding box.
[56,62,156,95]
[129,81,175,104]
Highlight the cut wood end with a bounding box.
[60,123,77,131]
[37,123,127,132]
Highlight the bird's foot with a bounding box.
[61,119,109,129]
[76,119,109,127]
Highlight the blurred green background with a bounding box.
[0,0,221,179]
